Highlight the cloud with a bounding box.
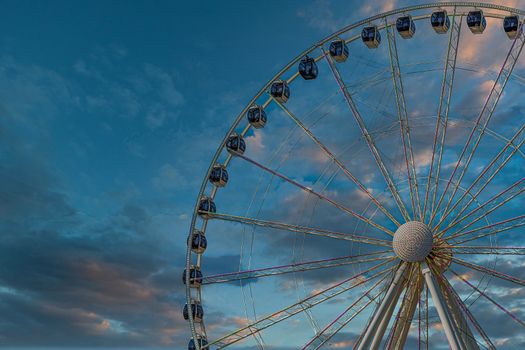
[152,163,187,191]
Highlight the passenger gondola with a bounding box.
[504,15,521,39]
[182,265,203,288]
[467,10,486,34]
[396,15,416,39]
[247,105,267,128]
[226,133,246,155]
[198,196,216,218]
[298,55,318,80]
[188,335,208,350]
[329,39,349,62]
[209,164,228,187]
[362,25,381,48]
[188,230,207,254]
[431,10,450,33]
[270,80,290,103]
[183,301,204,323]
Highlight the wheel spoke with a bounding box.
[202,251,393,285]
[434,123,525,233]
[385,17,422,221]
[204,212,392,246]
[323,48,411,222]
[207,259,396,349]
[452,246,525,255]
[301,273,389,350]
[452,257,525,287]
[439,177,525,237]
[451,269,525,329]
[430,23,525,226]
[271,96,401,227]
[448,213,525,244]
[235,153,395,235]
[424,10,462,223]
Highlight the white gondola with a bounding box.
[396,15,416,39]
[270,80,290,103]
[362,25,381,48]
[329,39,349,62]
[431,10,450,34]
[467,10,486,34]
[504,15,521,39]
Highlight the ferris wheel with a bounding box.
[184,2,525,349]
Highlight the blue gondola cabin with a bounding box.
[362,25,381,48]
[396,15,416,39]
[329,39,349,63]
[431,10,450,34]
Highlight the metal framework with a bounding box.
[385,17,422,221]
[424,9,462,223]
[185,3,525,350]
[430,13,525,225]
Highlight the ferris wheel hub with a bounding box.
[393,221,433,262]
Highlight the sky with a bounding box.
[1,0,525,349]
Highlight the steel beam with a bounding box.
[357,263,408,350]
[422,265,462,350]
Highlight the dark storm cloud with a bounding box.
[0,118,189,346]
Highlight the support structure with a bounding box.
[422,265,462,350]
[356,263,408,350]
[387,270,422,349]
[439,276,480,349]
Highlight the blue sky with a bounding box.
[1,0,525,349]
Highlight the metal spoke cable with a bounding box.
[452,257,525,287]
[301,273,389,350]
[271,96,401,227]
[204,212,393,246]
[234,153,395,235]
[323,48,411,222]
[385,17,422,221]
[448,213,525,244]
[434,123,525,234]
[202,251,393,285]
[451,246,525,255]
[207,259,396,349]
[439,177,525,237]
[430,23,525,226]
[451,269,525,329]
[425,10,462,223]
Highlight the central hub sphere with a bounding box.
[393,221,433,262]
